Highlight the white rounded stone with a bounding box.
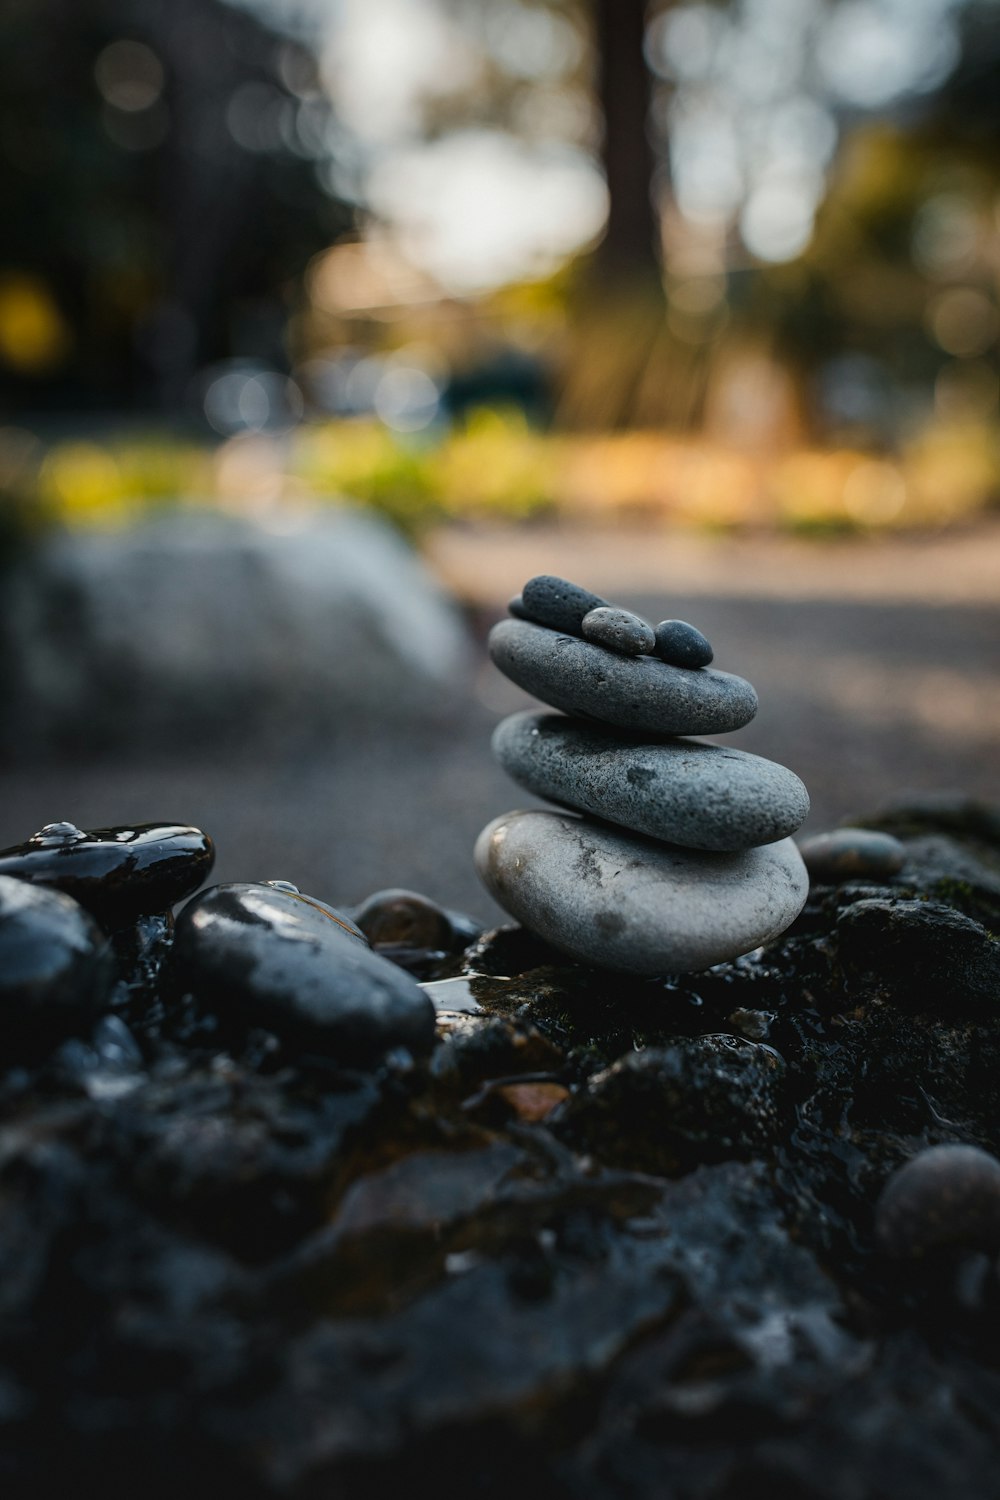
[474,810,809,976]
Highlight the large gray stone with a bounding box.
[474,809,809,975]
[489,619,757,737]
[0,506,471,753]
[493,711,809,851]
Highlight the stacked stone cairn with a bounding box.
[475,575,812,975]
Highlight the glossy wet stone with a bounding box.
[0,874,110,1021]
[493,711,810,851]
[475,809,809,974]
[0,821,215,927]
[799,828,907,883]
[876,1145,1000,1257]
[653,619,714,668]
[352,888,453,952]
[581,606,655,656]
[520,574,609,634]
[173,883,436,1063]
[489,619,758,736]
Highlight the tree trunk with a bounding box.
[593,0,661,283]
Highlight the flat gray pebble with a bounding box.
[654,620,714,669]
[493,712,810,850]
[799,828,906,883]
[581,607,655,656]
[474,809,809,975]
[489,619,757,736]
[521,574,608,635]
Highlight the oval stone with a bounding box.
[654,619,714,669]
[493,712,810,851]
[173,883,436,1063]
[0,875,110,1019]
[876,1145,1000,1257]
[0,822,215,927]
[489,620,757,736]
[474,811,809,975]
[520,575,608,635]
[581,607,655,657]
[798,828,906,884]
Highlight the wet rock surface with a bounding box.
[4,797,1000,1498]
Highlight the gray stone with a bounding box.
[798,828,906,883]
[474,810,809,975]
[581,607,655,656]
[508,594,530,620]
[492,712,809,851]
[654,619,714,668]
[521,575,608,634]
[173,882,436,1063]
[0,506,471,753]
[489,619,757,736]
[876,1145,1000,1257]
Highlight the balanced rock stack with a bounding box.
[475,575,811,976]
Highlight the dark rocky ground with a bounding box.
[3,798,1000,1498]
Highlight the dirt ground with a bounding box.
[0,520,997,926]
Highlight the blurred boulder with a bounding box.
[0,507,471,757]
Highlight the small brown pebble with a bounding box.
[495,1081,569,1122]
[352,888,452,952]
[875,1144,1000,1257]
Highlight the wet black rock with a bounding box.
[0,821,214,927]
[173,882,436,1064]
[520,573,608,634]
[0,874,111,1025]
[837,898,1000,1009]
[876,1145,1000,1257]
[560,1035,786,1173]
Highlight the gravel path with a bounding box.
[0,521,997,925]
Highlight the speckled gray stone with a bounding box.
[581,607,655,657]
[493,712,810,851]
[654,619,714,669]
[798,828,906,884]
[520,575,608,635]
[489,619,757,736]
[474,810,809,975]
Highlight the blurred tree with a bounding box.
[0,0,353,412]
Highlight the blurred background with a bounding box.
[0,0,997,919]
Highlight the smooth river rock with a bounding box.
[0,875,110,1021]
[489,619,757,736]
[493,712,810,851]
[474,810,809,975]
[654,619,714,669]
[0,821,214,927]
[173,883,436,1063]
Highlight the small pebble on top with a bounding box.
[507,594,530,621]
[581,606,655,657]
[654,619,714,670]
[521,574,608,635]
